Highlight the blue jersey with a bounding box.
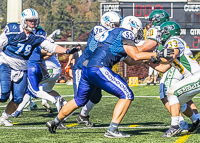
[87,27,136,68]
[3,23,46,60]
[73,25,108,70]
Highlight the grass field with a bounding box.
[0,84,200,143]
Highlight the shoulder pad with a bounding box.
[147,27,161,42]
[4,23,21,34]
[35,28,47,37]
[38,26,43,30]
[93,25,107,35]
[122,30,135,41]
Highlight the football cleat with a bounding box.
[42,102,53,113]
[76,115,95,127]
[23,102,38,111]
[104,129,130,138]
[60,97,67,106]
[179,121,189,133]
[46,120,57,133]
[188,118,199,133]
[161,126,181,137]
[57,123,68,130]
[146,83,150,86]
[0,117,13,126]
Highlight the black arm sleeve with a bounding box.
[122,40,136,47]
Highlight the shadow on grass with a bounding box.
[55,128,168,136]
[94,122,166,127]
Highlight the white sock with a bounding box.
[2,111,11,119]
[62,100,67,106]
[41,99,48,105]
[80,100,95,117]
[171,116,179,126]
[190,112,198,123]
[16,94,31,112]
[36,90,56,104]
[179,116,184,123]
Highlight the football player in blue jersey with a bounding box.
[71,11,122,127]
[0,8,78,126]
[11,44,68,129]
[46,16,173,138]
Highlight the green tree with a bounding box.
[0,0,7,30]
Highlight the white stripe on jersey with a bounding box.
[27,78,37,96]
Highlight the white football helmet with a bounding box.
[101,11,122,29]
[120,16,143,41]
[20,8,40,32]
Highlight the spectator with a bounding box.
[65,44,83,85]
[65,54,74,85]
[147,67,159,86]
[72,44,83,65]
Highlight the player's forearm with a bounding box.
[133,52,157,61]
[137,39,157,52]
[124,45,157,61]
[160,57,174,64]
[55,45,68,54]
[146,61,171,73]
[42,55,52,60]
[124,56,148,66]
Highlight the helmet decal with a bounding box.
[103,16,110,22]
[164,24,175,31]
[153,12,165,20]
[21,12,26,17]
[130,21,140,29]
[30,8,36,16]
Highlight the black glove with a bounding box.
[150,56,161,64]
[157,47,174,58]
[66,47,79,54]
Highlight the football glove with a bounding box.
[156,44,174,58]
[66,47,79,54]
[150,56,161,64]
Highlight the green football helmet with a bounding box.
[149,10,169,27]
[160,21,181,42]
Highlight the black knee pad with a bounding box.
[90,93,102,104]
[0,93,10,102]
